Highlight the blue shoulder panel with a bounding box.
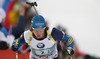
[51,28,63,41]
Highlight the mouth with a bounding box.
[37,35,41,37]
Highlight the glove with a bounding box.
[66,48,74,55]
[11,39,19,51]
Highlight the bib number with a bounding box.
[35,49,51,56]
[39,56,48,59]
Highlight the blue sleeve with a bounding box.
[51,28,74,49]
[11,33,26,51]
[51,28,63,41]
[18,34,26,46]
[12,16,25,39]
[62,35,74,49]
[0,27,8,37]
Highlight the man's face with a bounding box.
[33,28,45,39]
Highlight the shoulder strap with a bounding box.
[28,31,33,45]
[46,30,56,43]
[28,30,56,45]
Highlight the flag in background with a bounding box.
[4,0,16,28]
[1,0,26,28]
[2,0,10,12]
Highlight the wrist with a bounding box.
[66,47,74,55]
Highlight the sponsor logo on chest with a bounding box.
[37,43,45,48]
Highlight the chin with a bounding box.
[37,37,41,39]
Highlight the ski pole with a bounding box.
[16,51,18,59]
[26,2,38,15]
[70,56,72,59]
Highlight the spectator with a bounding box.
[0,4,26,49]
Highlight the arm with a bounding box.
[62,34,74,48]
[51,28,74,55]
[51,28,63,40]
[12,5,26,39]
[61,34,74,55]
[11,34,26,51]
[12,16,25,39]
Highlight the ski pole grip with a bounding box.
[26,2,37,7]
[34,2,37,6]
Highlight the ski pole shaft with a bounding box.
[26,2,38,15]
[70,56,72,59]
[16,51,18,59]
[33,6,38,15]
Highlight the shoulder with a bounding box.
[48,27,54,33]
[23,30,31,42]
[24,30,31,35]
[48,27,60,33]
[50,27,62,34]
[48,27,63,40]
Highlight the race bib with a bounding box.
[35,49,51,56]
[39,56,48,59]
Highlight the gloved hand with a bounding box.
[66,48,74,55]
[11,39,19,51]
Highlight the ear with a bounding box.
[30,26,33,31]
[45,27,49,30]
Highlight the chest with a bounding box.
[29,37,56,49]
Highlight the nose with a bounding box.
[36,31,42,35]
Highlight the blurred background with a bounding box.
[0,0,100,59]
